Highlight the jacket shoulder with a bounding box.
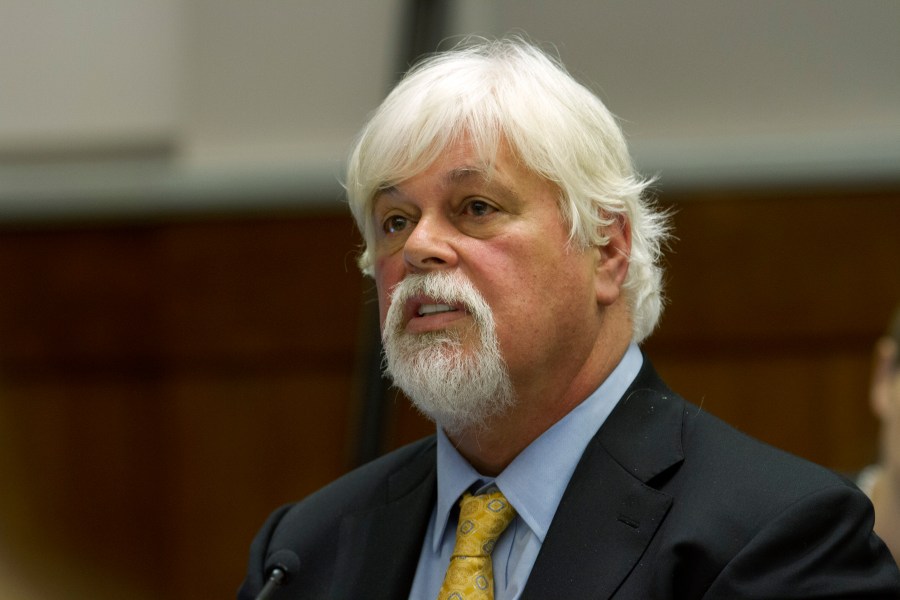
[238,436,437,599]
[269,435,435,547]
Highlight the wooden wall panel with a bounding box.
[166,371,354,599]
[0,214,365,600]
[0,377,167,599]
[643,187,900,472]
[0,187,897,599]
[651,189,900,344]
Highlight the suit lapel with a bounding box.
[522,362,684,600]
[331,441,437,600]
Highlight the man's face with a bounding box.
[874,339,900,482]
[371,139,604,423]
[888,371,900,460]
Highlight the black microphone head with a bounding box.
[264,549,301,585]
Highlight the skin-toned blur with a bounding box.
[867,307,900,561]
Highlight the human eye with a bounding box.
[463,199,497,218]
[382,214,410,235]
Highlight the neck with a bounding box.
[447,331,632,476]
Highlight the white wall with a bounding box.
[179,0,404,170]
[1,0,898,218]
[0,0,182,150]
[469,0,900,186]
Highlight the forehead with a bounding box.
[374,138,538,206]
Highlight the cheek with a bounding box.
[374,261,402,326]
[889,381,900,428]
[500,253,596,340]
[479,252,581,332]
[377,287,391,327]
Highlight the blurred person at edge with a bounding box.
[861,306,900,561]
[239,37,900,599]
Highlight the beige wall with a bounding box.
[2,0,898,221]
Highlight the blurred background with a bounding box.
[1,1,899,598]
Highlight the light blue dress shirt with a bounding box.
[408,343,644,599]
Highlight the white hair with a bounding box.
[345,36,671,343]
[382,270,514,435]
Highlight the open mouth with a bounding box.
[401,296,469,333]
[417,303,458,317]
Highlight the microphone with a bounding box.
[254,549,300,600]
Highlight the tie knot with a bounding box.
[452,491,517,558]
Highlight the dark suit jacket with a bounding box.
[239,361,900,599]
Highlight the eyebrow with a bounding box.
[377,165,517,204]
[445,166,489,184]
[378,166,485,195]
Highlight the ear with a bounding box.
[594,213,632,306]
[871,338,898,418]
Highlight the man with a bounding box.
[240,37,900,599]
[860,306,900,561]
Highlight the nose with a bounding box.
[403,216,459,272]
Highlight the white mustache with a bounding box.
[384,271,492,335]
[380,269,514,435]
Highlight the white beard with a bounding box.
[382,271,515,436]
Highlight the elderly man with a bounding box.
[240,38,900,599]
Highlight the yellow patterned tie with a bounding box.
[437,490,517,600]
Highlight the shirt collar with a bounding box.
[432,342,644,551]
